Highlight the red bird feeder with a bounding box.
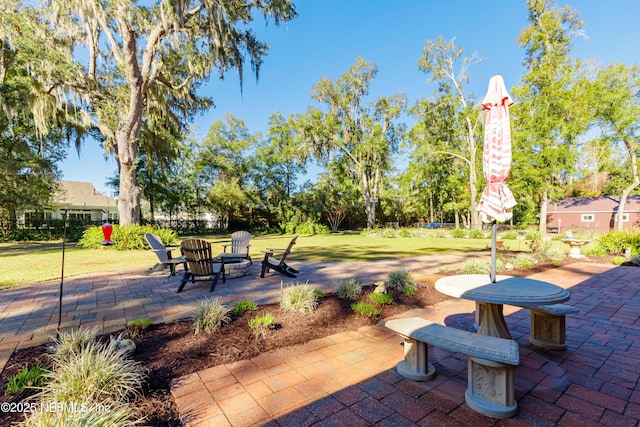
[101,222,114,246]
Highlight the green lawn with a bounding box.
[0,231,566,289]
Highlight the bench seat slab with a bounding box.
[386,317,519,419]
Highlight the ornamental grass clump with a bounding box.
[459,258,490,274]
[52,326,98,363]
[23,331,144,426]
[387,269,417,295]
[336,277,363,300]
[280,281,319,313]
[193,298,231,335]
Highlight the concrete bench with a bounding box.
[385,317,519,419]
[474,302,579,351]
[522,303,579,351]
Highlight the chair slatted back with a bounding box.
[277,236,297,266]
[181,239,215,276]
[230,231,251,254]
[145,233,170,262]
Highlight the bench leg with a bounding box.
[396,337,435,381]
[465,356,517,419]
[529,311,567,350]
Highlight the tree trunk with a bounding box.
[617,141,639,231]
[539,190,548,235]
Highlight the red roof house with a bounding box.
[546,196,640,233]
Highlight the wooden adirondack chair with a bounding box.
[144,233,186,276]
[260,236,299,278]
[178,239,225,293]
[221,230,252,264]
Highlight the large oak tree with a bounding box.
[6,0,296,225]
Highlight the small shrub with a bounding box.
[545,246,566,261]
[524,230,542,240]
[52,327,98,363]
[249,312,275,338]
[193,298,231,335]
[398,228,412,238]
[351,302,381,317]
[313,289,325,298]
[387,269,417,295]
[515,254,536,268]
[459,258,490,274]
[500,230,518,240]
[469,228,485,239]
[451,228,466,238]
[382,228,396,238]
[611,256,627,266]
[434,230,447,238]
[369,293,395,305]
[280,281,319,313]
[233,299,259,315]
[6,362,46,395]
[336,278,363,300]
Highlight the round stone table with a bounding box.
[435,274,569,339]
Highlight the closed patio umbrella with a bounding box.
[477,75,517,282]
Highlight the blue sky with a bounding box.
[59,0,640,196]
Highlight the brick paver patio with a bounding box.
[1,254,639,426]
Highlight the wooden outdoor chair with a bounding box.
[260,236,299,278]
[220,230,252,264]
[144,233,186,276]
[178,239,225,293]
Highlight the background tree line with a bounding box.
[1,0,639,236]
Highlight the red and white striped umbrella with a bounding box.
[477,75,517,223]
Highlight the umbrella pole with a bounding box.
[491,222,497,283]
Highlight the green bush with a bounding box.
[336,278,363,300]
[233,299,259,315]
[387,269,417,295]
[398,228,412,238]
[459,258,490,274]
[500,230,518,240]
[249,312,275,338]
[469,228,485,239]
[382,228,396,238]
[78,224,179,250]
[351,302,381,317]
[280,281,319,313]
[313,289,325,298]
[295,219,331,235]
[515,254,536,268]
[369,292,395,305]
[434,230,447,238]
[592,231,640,256]
[524,230,541,240]
[451,228,466,238]
[611,256,627,265]
[6,362,46,395]
[193,298,231,335]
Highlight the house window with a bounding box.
[614,213,629,222]
[581,214,594,222]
